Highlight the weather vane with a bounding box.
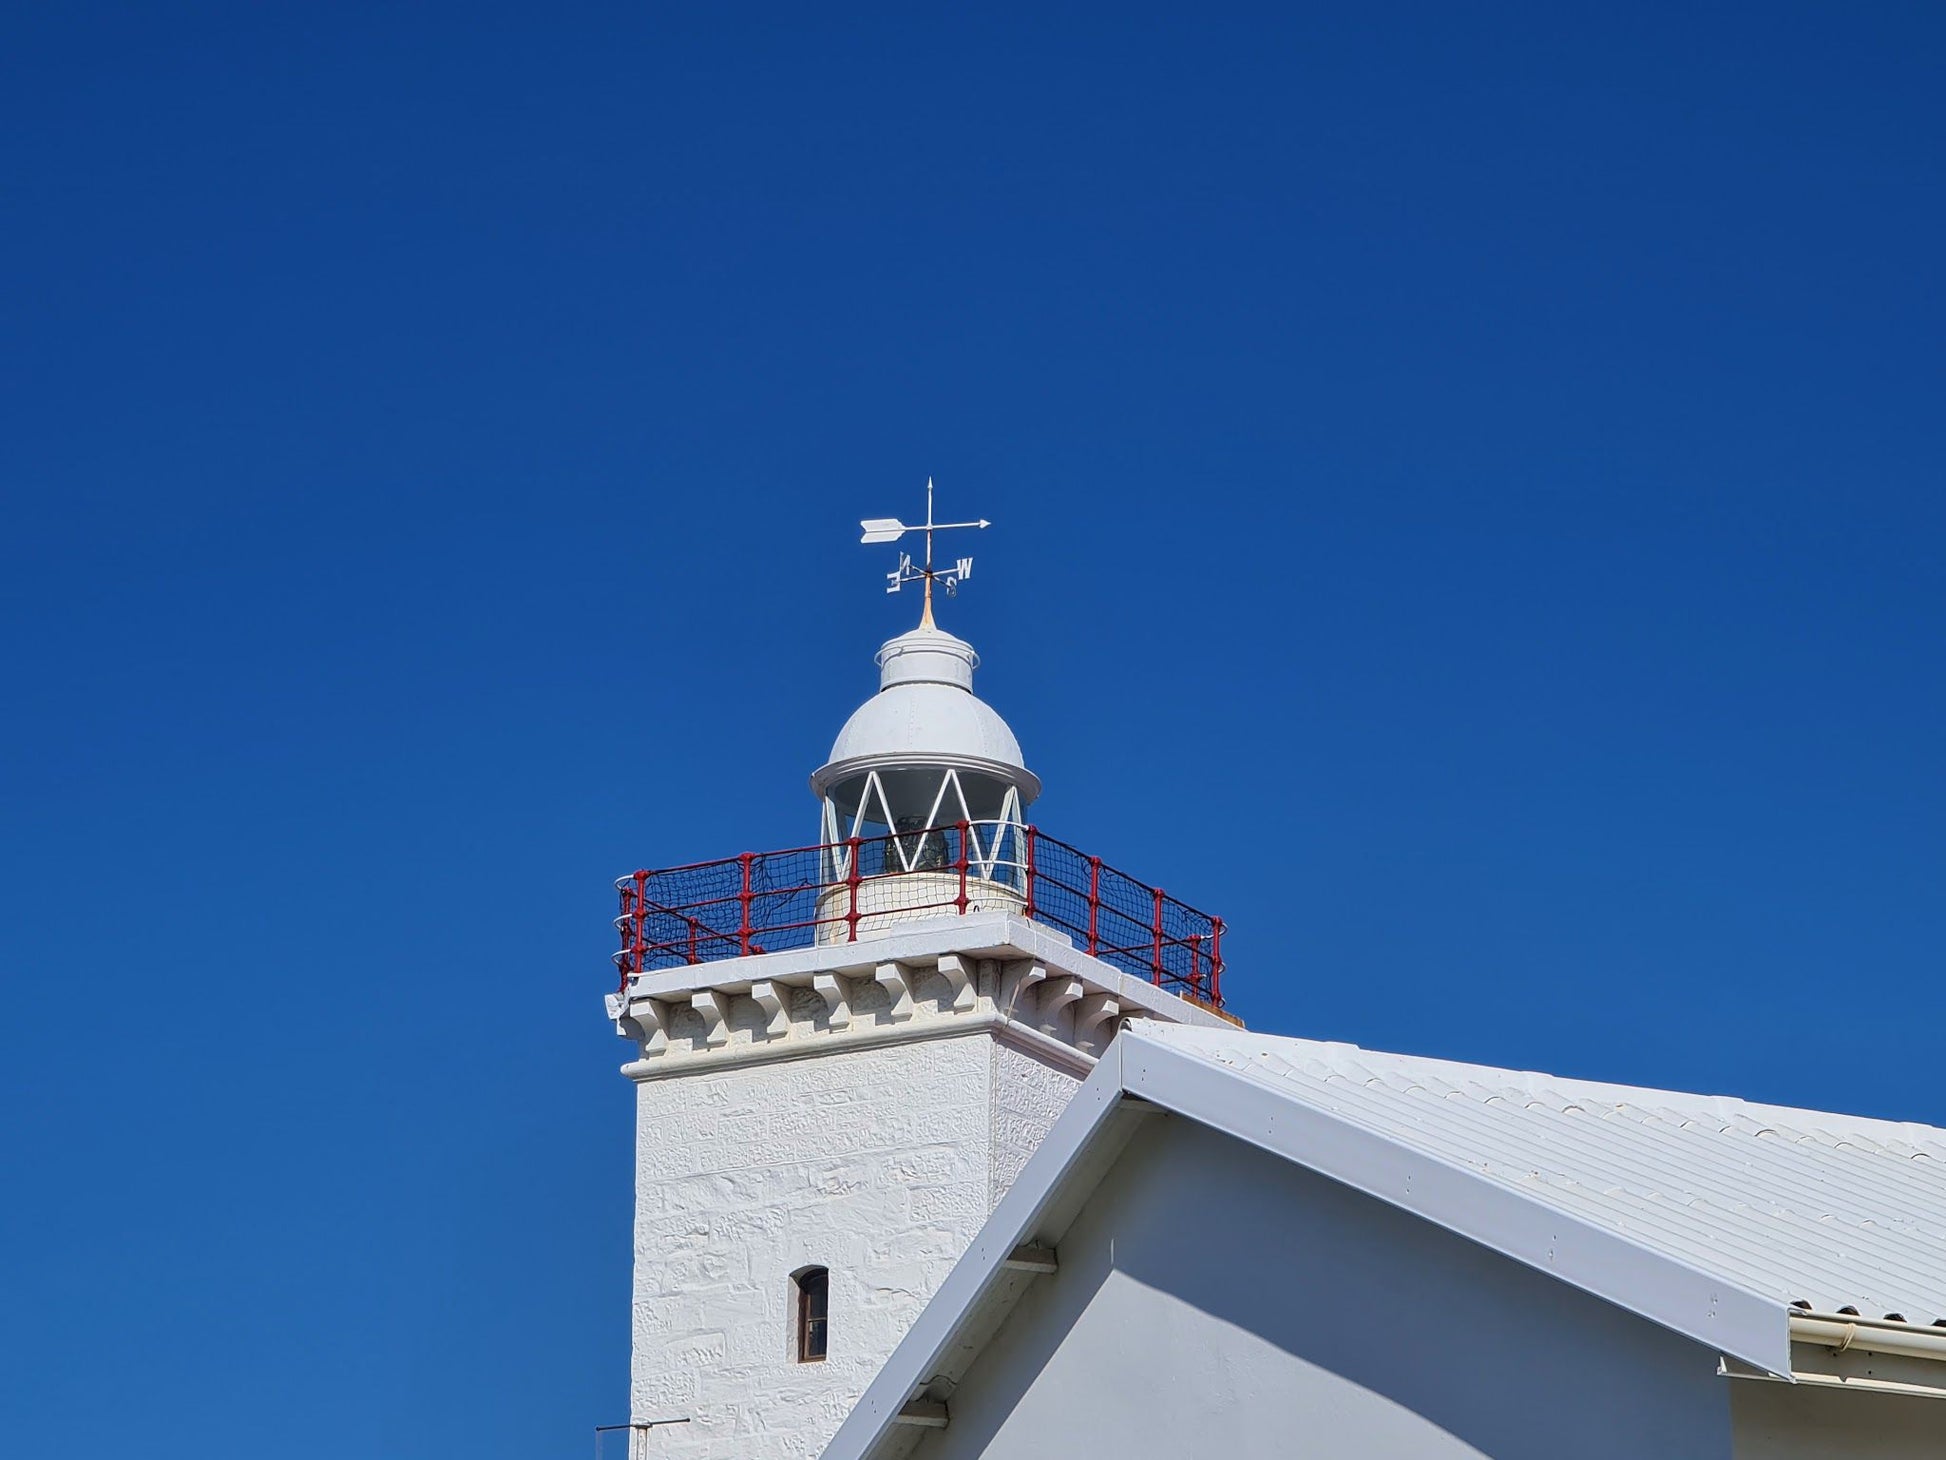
[859,477,990,628]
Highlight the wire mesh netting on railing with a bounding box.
[1021,828,1224,1006]
[613,824,1224,1006]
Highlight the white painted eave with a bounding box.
[809,748,1041,803]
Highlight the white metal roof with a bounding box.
[826,1024,1946,1458]
[1149,1023,1946,1325]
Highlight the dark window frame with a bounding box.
[794,1266,828,1362]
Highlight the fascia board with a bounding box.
[1119,1031,1793,1377]
[822,1046,1144,1460]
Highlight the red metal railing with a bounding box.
[613,823,1225,1007]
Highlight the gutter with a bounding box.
[1789,1311,1946,1364]
[1723,1310,1946,1400]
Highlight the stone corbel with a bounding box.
[997,960,1047,1017]
[690,989,731,1048]
[1074,992,1121,1053]
[749,980,788,1039]
[1036,976,1087,1035]
[621,997,672,1057]
[813,972,851,1030]
[935,952,976,1014]
[875,961,916,1022]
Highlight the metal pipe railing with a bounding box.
[613,823,1226,1007]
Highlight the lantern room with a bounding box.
[809,621,1040,938]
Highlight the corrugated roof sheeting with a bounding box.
[1146,1025,1946,1325]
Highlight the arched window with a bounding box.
[794,1266,828,1362]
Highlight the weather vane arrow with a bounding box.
[860,477,989,628]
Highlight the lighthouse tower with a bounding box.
[604,488,1234,1458]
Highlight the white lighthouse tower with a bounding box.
[604,485,1234,1458]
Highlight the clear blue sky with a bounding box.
[3,4,1941,1454]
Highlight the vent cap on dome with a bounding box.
[875,625,978,691]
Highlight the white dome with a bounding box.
[827,681,1027,770]
[810,622,1039,802]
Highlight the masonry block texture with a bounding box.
[628,970,1082,1459]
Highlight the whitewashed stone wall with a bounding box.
[986,1040,1080,1212]
[630,1022,1078,1458]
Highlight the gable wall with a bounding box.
[913,1115,1739,1460]
[1730,1380,1943,1459]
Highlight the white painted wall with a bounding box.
[628,976,1081,1459]
[985,1040,1076,1212]
[1731,1382,1945,1459]
[911,1117,1741,1460]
